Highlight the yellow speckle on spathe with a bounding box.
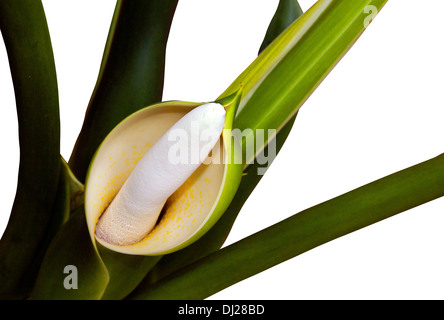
[122,152,126,156]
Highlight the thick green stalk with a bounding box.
[220,0,388,166]
[0,0,60,299]
[128,153,444,300]
[69,0,178,182]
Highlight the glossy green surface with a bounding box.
[0,0,61,299]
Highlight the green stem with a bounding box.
[220,0,388,165]
[0,0,60,299]
[128,153,444,299]
[69,0,178,182]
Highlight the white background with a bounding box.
[1,0,444,299]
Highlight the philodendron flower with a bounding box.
[84,90,243,255]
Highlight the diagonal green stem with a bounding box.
[128,153,444,300]
[220,0,388,166]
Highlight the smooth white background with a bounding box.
[1,0,443,299]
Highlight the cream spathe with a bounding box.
[95,103,226,246]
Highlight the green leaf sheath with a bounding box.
[30,207,109,300]
[259,0,303,54]
[31,181,160,300]
[132,1,303,289]
[69,0,178,182]
[0,0,60,299]
[61,158,84,212]
[98,246,161,300]
[221,0,388,165]
[128,153,444,300]
[43,159,71,249]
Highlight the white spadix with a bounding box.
[95,103,226,246]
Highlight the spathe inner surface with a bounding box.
[85,103,225,254]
